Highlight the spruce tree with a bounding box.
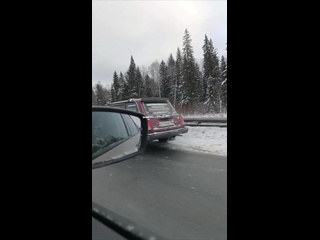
[175,47,183,107]
[205,76,215,113]
[118,72,125,100]
[181,29,197,107]
[210,38,222,112]
[111,83,116,102]
[135,67,144,97]
[92,87,97,105]
[202,34,213,101]
[94,82,107,106]
[202,36,222,113]
[110,71,119,102]
[124,56,136,98]
[209,39,221,81]
[144,74,153,97]
[113,71,121,101]
[103,84,112,104]
[159,60,170,99]
[220,55,227,111]
[195,62,203,104]
[167,53,176,103]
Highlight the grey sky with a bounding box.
[92,0,227,87]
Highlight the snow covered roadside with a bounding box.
[165,126,227,156]
[182,113,227,119]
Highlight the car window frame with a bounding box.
[92,106,148,169]
[121,114,140,136]
[92,111,132,160]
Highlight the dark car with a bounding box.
[107,98,188,142]
[92,106,148,168]
[92,106,227,240]
[92,106,164,240]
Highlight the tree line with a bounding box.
[92,29,227,114]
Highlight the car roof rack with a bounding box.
[108,97,170,104]
[140,97,169,102]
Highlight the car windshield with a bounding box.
[92,1,227,239]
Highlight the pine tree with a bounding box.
[202,34,213,101]
[113,71,121,101]
[195,62,203,103]
[181,29,197,107]
[124,56,136,98]
[205,69,221,113]
[110,71,119,102]
[209,39,221,81]
[94,81,107,106]
[92,87,97,105]
[118,72,125,100]
[135,67,144,97]
[144,74,154,97]
[159,60,170,98]
[167,53,176,103]
[103,84,112,104]
[202,36,222,113]
[205,75,221,113]
[210,38,222,112]
[111,83,116,102]
[175,47,183,107]
[220,55,227,112]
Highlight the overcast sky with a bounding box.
[92,0,227,87]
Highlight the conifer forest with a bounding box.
[92,29,227,115]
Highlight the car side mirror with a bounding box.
[92,106,148,169]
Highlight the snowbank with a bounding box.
[182,113,227,119]
[165,126,227,156]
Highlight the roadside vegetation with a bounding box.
[92,29,227,115]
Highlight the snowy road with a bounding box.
[93,143,227,240]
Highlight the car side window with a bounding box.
[125,102,138,112]
[121,114,139,136]
[111,104,125,109]
[92,112,129,156]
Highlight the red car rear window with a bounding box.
[143,102,174,116]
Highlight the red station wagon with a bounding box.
[107,98,188,142]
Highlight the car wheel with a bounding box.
[158,138,169,142]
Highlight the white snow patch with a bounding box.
[167,126,227,156]
[182,113,227,119]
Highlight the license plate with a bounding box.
[159,120,174,127]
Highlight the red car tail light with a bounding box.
[148,119,153,131]
[179,115,185,125]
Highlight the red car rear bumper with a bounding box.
[147,127,188,141]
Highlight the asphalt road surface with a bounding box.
[92,142,227,240]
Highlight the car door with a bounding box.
[92,109,142,165]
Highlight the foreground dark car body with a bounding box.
[107,98,188,142]
[92,107,164,240]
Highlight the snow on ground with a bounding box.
[165,126,227,156]
[182,113,227,119]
